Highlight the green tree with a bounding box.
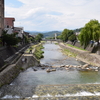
[38,33,43,38]
[1,30,19,46]
[35,33,43,42]
[68,34,77,45]
[1,30,7,46]
[23,35,29,44]
[78,19,100,52]
[60,29,73,42]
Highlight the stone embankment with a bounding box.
[0,45,40,87]
[0,44,30,67]
[59,43,100,67]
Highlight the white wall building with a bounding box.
[4,27,13,34]
[14,27,24,38]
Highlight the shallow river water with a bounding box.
[1,42,100,99]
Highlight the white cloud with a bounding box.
[66,0,91,6]
[5,0,100,31]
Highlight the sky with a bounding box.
[5,0,100,32]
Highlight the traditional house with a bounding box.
[4,17,15,34]
[14,27,24,38]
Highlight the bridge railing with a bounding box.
[42,39,62,42]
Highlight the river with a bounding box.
[1,42,100,99]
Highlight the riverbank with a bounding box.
[1,42,100,100]
[59,43,100,67]
[0,43,41,88]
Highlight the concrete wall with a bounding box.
[66,41,93,52]
[59,43,100,67]
[0,43,41,87]
[0,45,29,67]
[0,53,39,87]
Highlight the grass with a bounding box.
[62,48,77,58]
[20,67,24,71]
[34,44,44,59]
[25,45,37,53]
[41,41,46,43]
[25,42,44,59]
[55,43,59,45]
[66,44,87,51]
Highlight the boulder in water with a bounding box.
[82,64,89,69]
[46,69,51,72]
[51,69,56,71]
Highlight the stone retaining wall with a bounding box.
[59,43,100,67]
[0,44,29,67]
[0,53,39,87]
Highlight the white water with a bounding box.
[31,91,100,98]
[1,95,21,99]
[2,92,100,99]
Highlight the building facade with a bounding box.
[14,27,24,38]
[0,0,4,36]
[4,17,15,28]
[4,17,15,34]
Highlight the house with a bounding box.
[4,17,15,28]
[14,27,25,45]
[75,32,80,36]
[14,27,24,38]
[4,17,15,34]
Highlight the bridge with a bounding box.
[42,39,62,42]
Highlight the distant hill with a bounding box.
[26,31,62,38]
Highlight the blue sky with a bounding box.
[5,0,100,31]
[5,0,23,8]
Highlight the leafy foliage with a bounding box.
[60,29,73,42]
[68,34,77,42]
[1,30,19,46]
[35,33,43,42]
[68,34,77,45]
[23,35,29,44]
[78,19,100,49]
[34,45,44,59]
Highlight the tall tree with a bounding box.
[1,30,19,46]
[78,19,100,52]
[68,34,77,45]
[61,29,73,42]
[35,33,43,42]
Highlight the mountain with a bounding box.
[26,31,62,38]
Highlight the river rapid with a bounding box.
[1,42,100,99]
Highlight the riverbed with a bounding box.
[0,42,100,99]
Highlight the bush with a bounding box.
[34,45,44,59]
